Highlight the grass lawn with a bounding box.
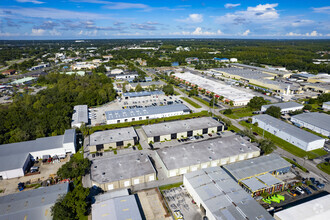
[180,97,202,108]
[301,127,329,139]
[222,107,254,119]
[317,162,330,175]
[283,157,308,172]
[73,146,84,160]
[159,182,183,191]
[239,121,324,159]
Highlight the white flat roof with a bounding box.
[174,72,254,102]
[89,127,137,146]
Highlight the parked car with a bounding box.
[302,187,312,195]
[92,154,95,158]
[208,134,212,137]
[296,186,305,195]
[316,183,325,189]
[309,185,318,191]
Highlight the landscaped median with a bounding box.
[239,120,328,159]
[317,162,330,175]
[221,107,254,119]
[180,97,202,108]
[159,182,183,191]
[283,157,309,173]
[191,96,217,108]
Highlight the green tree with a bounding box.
[162,84,174,95]
[258,139,276,154]
[135,83,143,92]
[188,88,198,97]
[223,109,233,115]
[57,157,91,179]
[303,104,312,111]
[247,96,268,110]
[265,106,281,118]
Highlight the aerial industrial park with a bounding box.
[0,1,330,220]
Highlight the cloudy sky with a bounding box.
[0,0,329,39]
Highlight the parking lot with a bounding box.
[162,186,202,220]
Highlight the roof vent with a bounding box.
[209,157,212,160]
[94,166,97,168]
[102,172,105,175]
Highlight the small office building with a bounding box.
[223,154,291,197]
[71,105,89,128]
[142,117,224,143]
[154,136,260,178]
[0,183,69,220]
[105,104,190,125]
[291,112,330,137]
[252,114,325,151]
[183,167,274,220]
[91,152,156,191]
[0,129,76,180]
[88,127,138,152]
[261,102,303,113]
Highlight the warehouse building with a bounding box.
[91,152,156,191]
[183,167,274,220]
[261,102,304,113]
[223,154,292,197]
[92,190,143,220]
[174,72,255,106]
[0,183,69,220]
[154,136,260,178]
[0,129,76,180]
[71,105,89,128]
[274,194,330,220]
[129,81,164,90]
[252,114,325,151]
[231,63,292,78]
[323,101,330,111]
[122,90,164,99]
[142,117,224,143]
[105,104,190,124]
[88,127,138,152]
[291,112,330,137]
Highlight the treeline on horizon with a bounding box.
[1,39,329,73]
[0,73,116,145]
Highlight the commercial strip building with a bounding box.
[122,90,164,99]
[212,67,299,94]
[141,117,224,143]
[92,189,143,220]
[154,136,260,178]
[261,102,304,113]
[252,114,325,151]
[183,167,274,220]
[291,112,330,137]
[91,152,156,191]
[88,127,138,152]
[10,77,36,85]
[71,105,89,128]
[105,104,190,124]
[0,129,76,180]
[274,194,330,220]
[323,101,330,111]
[230,63,292,78]
[223,154,291,197]
[174,72,255,106]
[0,183,69,220]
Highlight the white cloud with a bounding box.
[312,6,330,14]
[31,28,45,36]
[49,29,61,36]
[216,3,279,24]
[171,27,223,36]
[291,19,314,27]
[242,29,250,36]
[286,30,323,37]
[0,32,21,37]
[104,2,148,10]
[16,0,44,4]
[78,30,98,36]
[177,14,203,23]
[224,3,241,9]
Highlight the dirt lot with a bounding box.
[137,188,172,220]
[0,157,69,196]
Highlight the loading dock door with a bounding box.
[96,144,104,151]
[202,128,208,134]
[171,133,177,139]
[116,141,124,147]
[187,130,193,137]
[217,126,223,131]
[154,136,160,142]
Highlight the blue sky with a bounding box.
[0,0,329,39]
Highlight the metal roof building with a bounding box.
[105,104,190,124]
[274,194,330,220]
[291,112,330,137]
[174,72,255,106]
[91,152,156,191]
[88,127,138,152]
[154,136,260,177]
[223,154,291,181]
[0,183,69,220]
[261,102,304,113]
[0,129,76,180]
[252,114,325,151]
[71,105,88,128]
[123,90,164,98]
[142,117,224,142]
[183,167,274,220]
[92,194,142,220]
